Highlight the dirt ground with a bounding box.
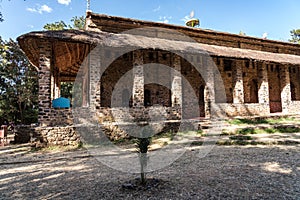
[0,143,299,200]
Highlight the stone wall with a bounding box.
[79,50,300,121]
[36,45,300,132]
[97,107,181,123]
[14,125,80,146]
[217,103,270,117]
[288,101,300,114]
[34,126,80,146]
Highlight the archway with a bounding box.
[199,85,205,117]
[291,82,296,101]
[249,79,258,103]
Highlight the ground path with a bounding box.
[0,143,299,199]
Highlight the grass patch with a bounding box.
[226,126,300,136]
[228,118,268,125]
[236,127,256,135]
[31,144,82,153]
[217,140,254,146]
[229,135,252,140]
[228,117,298,125]
[190,141,204,146]
[275,126,300,133]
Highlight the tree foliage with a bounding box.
[43,21,68,31]
[289,29,300,44]
[0,37,38,124]
[0,15,85,125]
[43,16,85,30]
[0,13,3,22]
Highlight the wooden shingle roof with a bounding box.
[17,13,300,77]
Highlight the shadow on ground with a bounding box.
[0,144,299,199]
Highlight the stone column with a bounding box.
[38,40,52,126]
[132,51,144,108]
[204,57,215,118]
[280,65,291,113]
[82,58,89,107]
[89,46,101,110]
[233,60,244,103]
[171,54,182,107]
[51,65,60,99]
[258,62,269,104]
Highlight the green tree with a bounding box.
[0,15,85,124]
[0,37,38,124]
[289,29,300,44]
[43,16,85,30]
[43,21,68,31]
[70,16,85,30]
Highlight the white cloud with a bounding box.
[58,0,71,6]
[26,4,53,14]
[181,15,190,22]
[26,8,36,13]
[40,5,52,13]
[181,11,196,23]
[158,16,172,24]
[153,6,160,12]
[262,32,268,39]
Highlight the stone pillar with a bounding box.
[82,58,89,107]
[258,62,269,104]
[132,51,144,108]
[38,40,52,126]
[51,65,60,99]
[171,54,182,107]
[280,65,291,113]
[233,60,244,103]
[204,57,215,118]
[89,46,101,110]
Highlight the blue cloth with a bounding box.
[52,97,70,108]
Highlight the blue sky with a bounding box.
[0,0,299,42]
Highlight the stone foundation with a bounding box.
[217,103,270,117]
[39,108,73,126]
[14,125,80,147]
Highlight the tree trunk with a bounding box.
[139,153,147,185]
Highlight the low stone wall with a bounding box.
[14,125,80,147]
[217,103,270,117]
[14,121,188,147]
[26,101,300,146]
[96,106,182,123]
[34,126,80,146]
[40,108,73,126]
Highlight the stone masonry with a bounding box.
[17,12,300,146]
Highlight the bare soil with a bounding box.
[0,143,299,199]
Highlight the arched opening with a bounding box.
[268,66,282,113]
[249,79,258,103]
[122,89,132,107]
[199,85,205,117]
[144,84,171,107]
[100,52,133,107]
[144,89,151,106]
[291,82,296,101]
[181,56,205,119]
